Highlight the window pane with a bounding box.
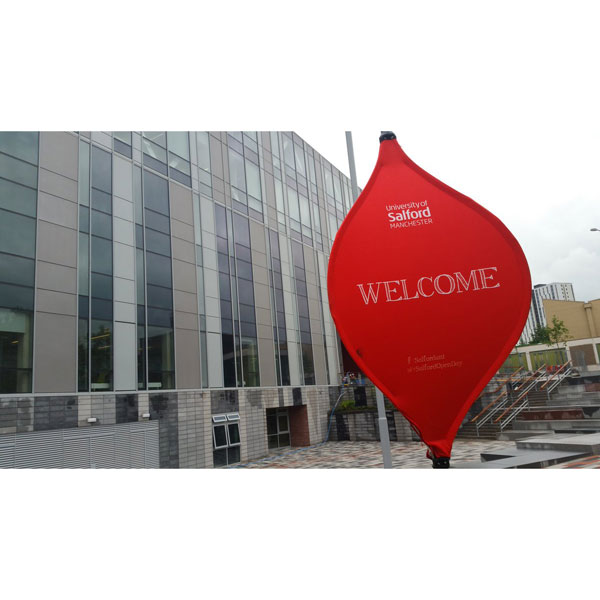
[78,318,88,392]
[144,208,170,234]
[197,132,211,173]
[114,132,132,145]
[78,233,89,295]
[91,209,112,239]
[0,253,34,287]
[0,210,36,258]
[91,298,112,320]
[146,252,172,288]
[0,283,34,311]
[78,140,90,206]
[91,236,112,275]
[79,205,89,232]
[228,149,246,191]
[143,170,169,215]
[91,272,112,300]
[0,307,33,393]
[294,144,306,176]
[227,422,240,445]
[213,447,227,467]
[91,188,111,214]
[91,146,112,193]
[90,319,112,390]
[0,132,38,164]
[0,154,38,188]
[0,177,37,217]
[167,132,190,160]
[278,414,289,433]
[145,228,171,256]
[146,284,173,309]
[147,325,174,389]
[143,132,166,148]
[245,160,261,200]
[213,424,227,448]
[227,445,240,464]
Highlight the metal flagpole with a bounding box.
[345,131,393,469]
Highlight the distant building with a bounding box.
[520,282,575,343]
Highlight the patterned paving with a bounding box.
[549,454,600,469]
[231,440,516,469]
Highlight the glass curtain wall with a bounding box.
[143,169,175,389]
[78,142,114,391]
[0,132,38,393]
[291,240,315,384]
[267,230,290,386]
[89,146,113,391]
[215,205,260,387]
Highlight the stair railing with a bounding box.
[541,360,572,394]
[493,367,549,429]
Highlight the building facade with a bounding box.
[0,131,358,468]
[520,282,575,343]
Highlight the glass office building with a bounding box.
[0,131,356,468]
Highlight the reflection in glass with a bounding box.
[90,320,112,390]
[0,308,33,393]
[147,326,174,389]
[0,178,37,217]
[0,132,38,164]
[0,211,36,259]
[78,318,89,392]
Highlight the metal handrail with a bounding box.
[470,390,508,424]
[512,364,546,393]
[540,360,572,390]
[470,366,541,428]
[547,366,572,393]
[493,367,548,424]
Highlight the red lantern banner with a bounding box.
[327,133,531,461]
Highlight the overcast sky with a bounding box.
[6,3,600,305]
[298,119,600,302]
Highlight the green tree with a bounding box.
[530,324,551,345]
[547,316,571,348]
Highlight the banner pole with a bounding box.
[345,131,393,469]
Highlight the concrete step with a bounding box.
[512,419,600,432]
[516,432,600,454]
[456,448,586,469]
[497,430,556,441]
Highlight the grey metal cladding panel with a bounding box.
[312,343,328,385]
[172,237,195,264]
[36,261,77,294]
[174,289,197,314]
[303,245,317,273]
[36,289,77,316]
[258,337,277,387]
[172,259,197,294]
[37,221,77,268]
[171,219,194,243]
[113,155,133,201]
[39,132,78,180]
[37,191,77,229]
[169,181,194,224]
[254,284,271,312]
[34,312,76,393]
[249,221,267,254]
[209,136,224,180]
[264,172,276,209]
[38,169,78,203]
[114,322,136,391]
[175,328,201,389]
[174,310,198,331]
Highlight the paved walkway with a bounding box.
[233,439,516,469]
